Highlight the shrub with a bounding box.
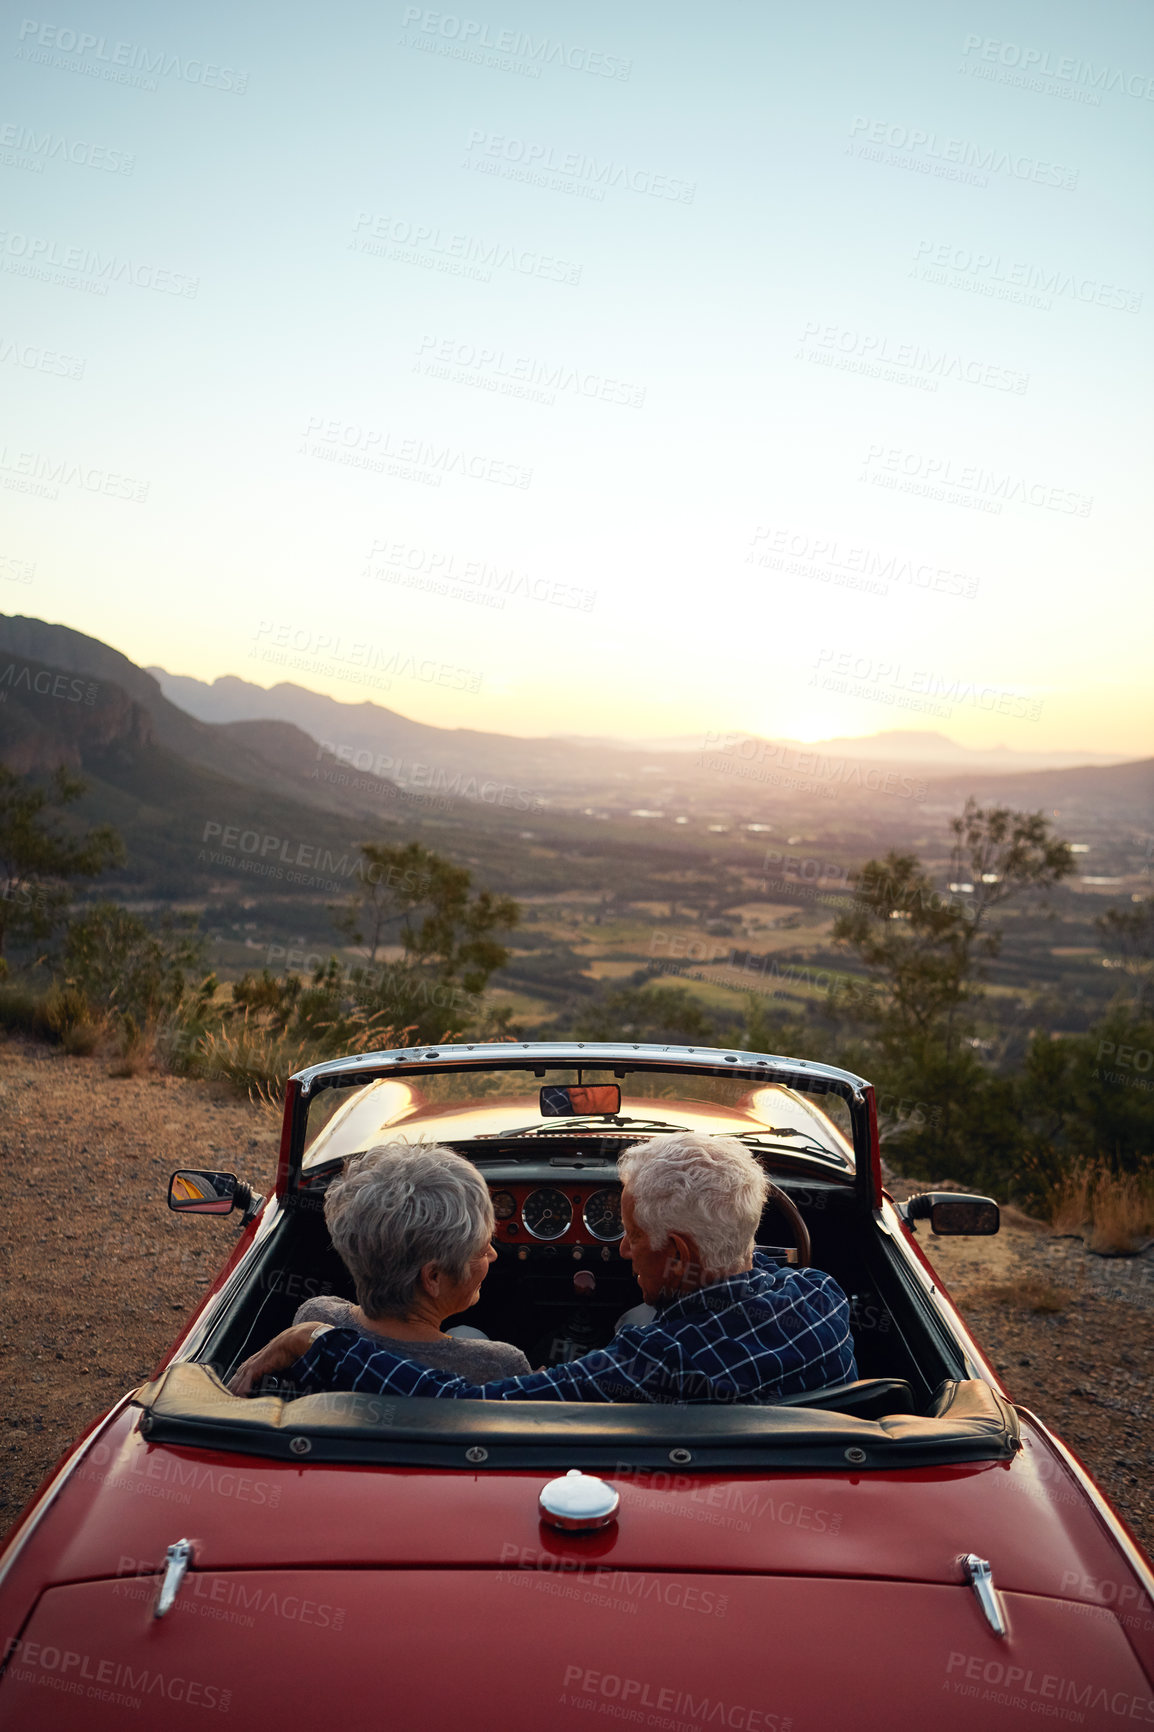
[106,1011,156,1078]
[1046,1164,1093,1237]
[63,903,205,1033]
[572,983,734,1046]
[44,984,102,1055]
[0,980,55,1040]
[1086,1170,1154,1255]
[1036,1157,1154,1255]
[188,1006,419,1107]
[1019,1005,1154,1185]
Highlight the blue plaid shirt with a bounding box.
[290,1254,857,1404]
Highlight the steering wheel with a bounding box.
[761,1182,811,1267]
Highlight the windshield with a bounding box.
[301,1062,855,1172]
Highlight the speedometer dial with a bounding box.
[582,1188,623,1242]
[522,1187,573,1241]
[490,1189,516,1221]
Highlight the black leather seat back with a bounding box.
[773,1377,915,1419]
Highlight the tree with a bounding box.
[835,802,1075,1066]
[1095,898,1154,1009]
[947,798,1076,941]
[830,802,1074,1174]
[573,984,725,1046]
[332,841,519,1040]
[0,767,123,956]
[63,903,207,1028]
[831,851,972,1049]
[1017,1001,1154,1202]
[331,839,428,964]
[739,993,811,1060]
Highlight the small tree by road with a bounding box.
[331,840,519,1040]
[0,767,123,960]
[830,800,1075,1177]
[1095,897,1154,1010]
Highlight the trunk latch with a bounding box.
[153,1539,193,1619]
[961,1553,1007,1637]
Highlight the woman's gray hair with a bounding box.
[324,1142,494,1320]
[618,1132,769,1273]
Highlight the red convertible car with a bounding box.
[2,1042,1152,1730]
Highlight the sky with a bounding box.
[2,0,1152,753]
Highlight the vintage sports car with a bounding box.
[2,1042,1152,1730]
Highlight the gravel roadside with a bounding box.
[916,1204,1154,1559]
[2,1037,1150,1561]
[0,1037,280,1534]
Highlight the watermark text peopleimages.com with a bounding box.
[198,823,432,893]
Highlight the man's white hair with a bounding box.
[618,1132,769,1273]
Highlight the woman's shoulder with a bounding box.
[422,1336,531,1378]
[458,1339,532,1377]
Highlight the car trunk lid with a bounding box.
[18,1408,1151,1618]
[3,1569,1149,1731]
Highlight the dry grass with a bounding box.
[105,1014,160,1077]
[194,1016,315,1104]
[1000,1204,1051,1234]
[1086,1172,1154,1255]
[1049,1166,1094,1236]
[191,1009,420,1107]
[1045,1161,1154,1256]
[44,985,103,1056]
[980,1274,1071,1314]
[59,1017,103,1056]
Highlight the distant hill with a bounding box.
[150,668,626,788]
[0,622,607,909]
[0,644,407,895]
[0,616,405,822]
[0,652,154,775]
[920,756,1154,821]
[771,729,1128,771]
[3,616,1149,895]
[0,620,448,904]
[152,670,1130,780]
[562,727,1130,771]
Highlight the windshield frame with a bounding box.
[280,1042,881,1211]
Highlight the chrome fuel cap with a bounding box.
[539,1469,620,1532]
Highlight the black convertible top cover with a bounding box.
[133,1364,1020,1471]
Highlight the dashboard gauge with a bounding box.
[490,1189,516,1221]
[522,1187,573,1241]
[582,1188,624,1242]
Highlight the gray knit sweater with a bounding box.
[293,1295,532,1381]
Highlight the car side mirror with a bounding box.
[168,1170,241,1215]
[904,1193,999,1236]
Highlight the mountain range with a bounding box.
[146,663,1152,831]
[153,669,1129,778]
[0,614,1149,905]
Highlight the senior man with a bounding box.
[235,1132,857,1404]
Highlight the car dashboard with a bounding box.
[450,1138,628,1249]
[434,1138,848,1365]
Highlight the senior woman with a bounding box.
[230,1142,529,1395]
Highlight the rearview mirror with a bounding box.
[168,1170,238,1215]
[540,1084,621,1118]
[904,1193,999,1236]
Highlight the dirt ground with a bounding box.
[2,1036,1151,1560]
[0,1037,282,1536]
[904,1187,1154,1559]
